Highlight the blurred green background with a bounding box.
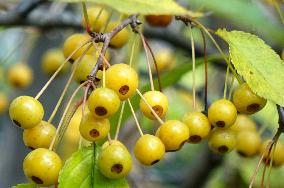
[0,0,284,187]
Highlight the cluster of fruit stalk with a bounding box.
[6,4,284,188]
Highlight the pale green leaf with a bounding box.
[55,0,202,17]
[58,146,129,188]
[11,184,38,188]
[189,0,284,46]
[216,29,284,106]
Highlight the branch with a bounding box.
[277,104,284,133]
[0,0,46,24]
[87,14,140,79]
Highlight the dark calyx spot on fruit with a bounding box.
[189,135,202,143]
[151,105,163,117]
[28,146,35,150]
[150,160,160,165]
[111,164,123,174]
[13,80,22,88]
[119,85,129,95]
[31,176,43,184]
[89,129,100,138]
[95,77,101,82]
[216,121,225,128]
[13,120,21,127]
[95,106,107,116]
[218,145,229,153]
[69,58,74,64]
[247,103,260,113]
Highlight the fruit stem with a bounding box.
[91,41,111,67]
[107,133,112,144]
[228,75,235,100]
[49,81,87,151]
[142,35,162,92]
[249,131,281,188]
[200,29,208,113]
[177,17,243,84]
[136,89,165,125]
[189,26,196,110]
[35,40,92,100]
[140,33,155,91]
[81,2,91,34]
[272,0,284,25]
[223,66,230,99]
[114,101,126,140]
[101,9,113,33]
[129,34,138,67]
[127,99,143,136]
[82,82,91,118]
[266,142,277,187]
[47,46,92,123]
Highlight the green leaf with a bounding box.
[216,29,284,106]
[58,146,129,188]
[11,184,38,188]
[55,0,201,17]
[189,0,284,46]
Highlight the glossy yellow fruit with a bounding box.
[59,105,90,161]
[156,120,189,152]
[79,112,110,142]
[81,6,110,32]
[41,48,68,76]
[102,140,127,150]
[140,90,168,120]
[106,64,139,100]
[9,96,44,129]
[208,128,236,154]
[98,144,132,179]
[281,50,284,60]
[182,112,211,143]
[233,83,267,114]
[74,55,96,84]
[106,22,129,48]
[8,63,33,88]
[0,92,8,115]
[154,49,175,72]
[145,15,173,27]
[88,88,120,118]
[236,131,261,157]
[230,115,257,133]
[23,121,56,150]
[23,148,62,186]
[134,134,165,166]
[208,99,237,128]
[73,51,110,84]
[260,140,284,166]
[63,33,94,62]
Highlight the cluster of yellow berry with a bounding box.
[5,6,177,187]
[0,62,33,116]
[5,4,283,187]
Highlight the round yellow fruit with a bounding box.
[8,63,33,88]
[41,48,68,76]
